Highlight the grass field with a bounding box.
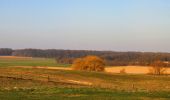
[0,56,170,100]
[0,67,170,100]
[0,56,70,67]
[1,87,170,100]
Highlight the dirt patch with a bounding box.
[66,80,92,86]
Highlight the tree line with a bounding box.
[0,48,13,56]
[0,48,170,66]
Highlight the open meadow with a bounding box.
[0,56,70,67]
[0,56,170,100]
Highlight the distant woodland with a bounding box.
[1,48,170,66]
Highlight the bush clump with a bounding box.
[72,56,105,72]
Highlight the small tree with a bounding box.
[149,61,167,75]
[72,56,105,72]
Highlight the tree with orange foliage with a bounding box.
[72,56,105,72]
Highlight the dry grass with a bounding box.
[1,67,170,92]
[105,66,170,74]
[14,66,170,74]
[0,56,32,59]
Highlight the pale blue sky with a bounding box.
[0,0,170,52]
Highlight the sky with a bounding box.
[0,0,170,52]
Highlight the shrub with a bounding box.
[120,68,126,74]
[72,56,105,72]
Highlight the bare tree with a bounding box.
[149,61,167,75]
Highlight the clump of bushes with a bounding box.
[72,56,105,72]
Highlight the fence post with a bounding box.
[132,84,134,89]
[48,76,50,82]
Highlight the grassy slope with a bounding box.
[0,57,70,67]
[0,56,170,99]
[0,67,170,100]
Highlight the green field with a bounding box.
[0,56,170,100]
[1,87,170,100]
[0,56,70,67]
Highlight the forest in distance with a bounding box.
[1,48,170,67]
